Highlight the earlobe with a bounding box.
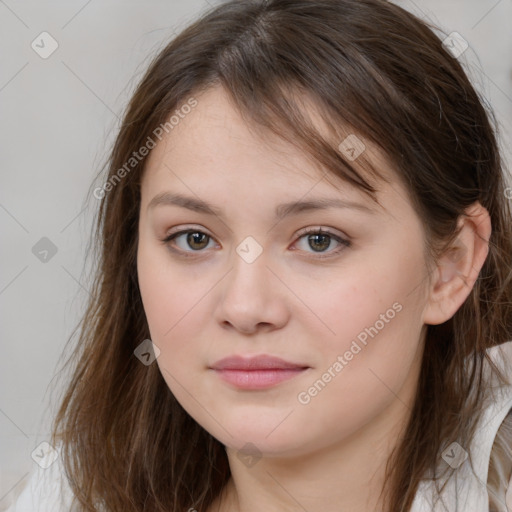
[422,202,491,326]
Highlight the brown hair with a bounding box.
[50,0,512,511]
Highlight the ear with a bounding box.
[422,201,492,326]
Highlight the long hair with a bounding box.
[49,1,512,510]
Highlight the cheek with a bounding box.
[307,244,426,385]
[137,240,198,333]
[304,261,412,351]
[293,265,423,442]
[136,243,212,382]
[137,246,187,353]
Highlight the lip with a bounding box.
[211,354,308,371]
[210,355,310,390]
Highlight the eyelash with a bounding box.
[161,226,351,260]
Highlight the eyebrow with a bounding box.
[147,191,378,219]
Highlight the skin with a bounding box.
[136,85,491,512]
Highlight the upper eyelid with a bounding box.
[164,225,347,240]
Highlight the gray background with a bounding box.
[1,0,511,508]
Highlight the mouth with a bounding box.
[210,354,310,390]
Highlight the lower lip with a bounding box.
[213,368,307,389]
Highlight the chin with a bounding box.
[216,426,311,457]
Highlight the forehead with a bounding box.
[141,85,401,208]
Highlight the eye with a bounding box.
[161,226,351,259]
[293,227,351,259]
[162,229,217,257]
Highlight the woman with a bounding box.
[7,0,512,511]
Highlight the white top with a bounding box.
[3,451,75,511]
[5,341,512,512]
[411,340,512,512]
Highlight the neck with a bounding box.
[211,394,412,512]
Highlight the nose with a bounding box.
[214,244,290,334]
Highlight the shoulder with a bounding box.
[477,340,512,456]
[483,341,512,511]
[4,444,75,512]
[410,341,512,511]
[486,339,512,377]
[472,340,512,438]
[482,340,512,416]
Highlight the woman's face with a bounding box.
[137,85,432,457]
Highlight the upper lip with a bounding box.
[210,354,309,371]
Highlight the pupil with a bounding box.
[310,234,330,252]
[188,232,208,250]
